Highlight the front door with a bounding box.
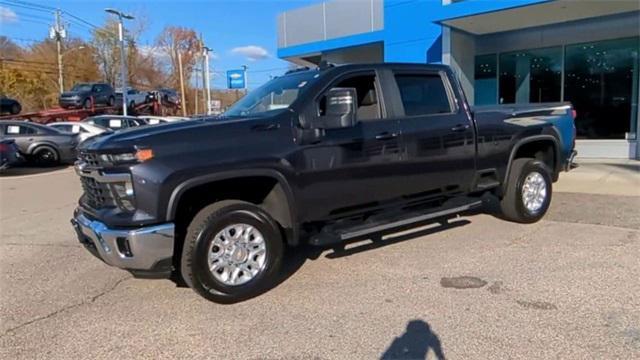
[293,71,404,221]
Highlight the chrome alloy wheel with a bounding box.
[207,223,267,286]
[521,172,547,213]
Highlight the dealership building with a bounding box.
[277,0,640,159]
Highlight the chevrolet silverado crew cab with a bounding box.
[71,63,577,303]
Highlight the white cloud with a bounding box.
[231,45,269,61]
[0,6,18,24]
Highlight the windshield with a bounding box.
[225,70,319,117]
[71,84,92,92]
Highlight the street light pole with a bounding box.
[203,46,212,115]
[242,65,248,93]
[105,8,134,116]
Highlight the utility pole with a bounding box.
[194,66,199,115]
[105,8,134,116]
[203,46,212,115]
[177,50,187,117]
[51,9,66,93]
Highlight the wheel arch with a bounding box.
[27,141,60,157]
[502,135,560,194]
[167,169,299,246]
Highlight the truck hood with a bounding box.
[79,114,280,152]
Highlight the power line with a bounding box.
[2,0,55,11]
[15,18,50,26]
[0,1,47,13]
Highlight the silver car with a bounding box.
[0,121,78,165]
[48,122,112,143]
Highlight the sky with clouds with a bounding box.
[0,0,322,88]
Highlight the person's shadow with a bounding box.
[381,320,445,360]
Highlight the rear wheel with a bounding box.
[82,98,91,109]
[108,96,116,107]
[32,146,59,166]
[499,158,552,223]
[181,200,284,303]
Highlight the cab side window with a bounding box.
[319,74,381,121]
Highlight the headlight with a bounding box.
[100,149,153,165]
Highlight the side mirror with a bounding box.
[316,87,357,129]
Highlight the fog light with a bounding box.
[111,182,136,212]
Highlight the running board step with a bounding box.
[309,199,483,246]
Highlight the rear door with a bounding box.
[2,123,37,153]
[388,70,476,197]
[294,70,404,221]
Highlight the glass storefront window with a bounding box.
[499,47,562,104]
[474,54,497,105]
[564,37,639,139]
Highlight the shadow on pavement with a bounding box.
[381,319,446,360]
[170,217,473,304]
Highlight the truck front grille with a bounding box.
[80,176,117,209]
[78,151,101,167]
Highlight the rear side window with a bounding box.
[394,74,453,116]
[5,125,36,135]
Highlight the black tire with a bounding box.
[181,200,284,303]
[108,96,115,107]
[129,101,135,110]
[499,158,552,223]
[32,146,59,166]
[10,103,21,115]
[82,98,92,109]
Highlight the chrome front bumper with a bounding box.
[71,210,174,272]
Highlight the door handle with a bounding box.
[451,124,470,132]
[375,132,398,141]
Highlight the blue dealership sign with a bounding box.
[227,70,246,89]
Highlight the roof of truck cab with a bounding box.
[322,63,451,72]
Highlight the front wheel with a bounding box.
[499,158,552,223]
[181,200,284,303]
[108,96,115,107]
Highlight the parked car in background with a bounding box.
[0,121,78,165]
[151,88,180,106]
[48,122,112,143]
[0,139,22,171]
[0,95,22,115]
[59,83,116,109]
[82,115,147,131]
[115,88,148,109]
[138,116,189,125]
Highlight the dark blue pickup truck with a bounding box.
[71,63,576,303]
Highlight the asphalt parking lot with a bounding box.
[1,164,639,359]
